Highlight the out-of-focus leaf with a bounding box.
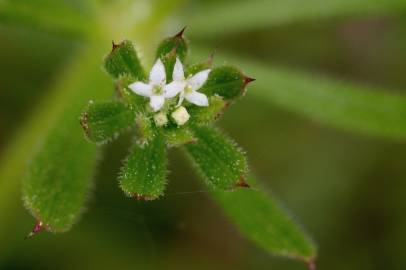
[189,0,406,38]
[0,0,98,38]
[193,48,406,139]
[22,44,112,233]
[80,100,135,144]
[212,176,316,262]
[104,40,145,80]
[119,132,167,200]
[185,126,248,189]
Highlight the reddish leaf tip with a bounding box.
[307,260,317,270]
[112,40,120,51]
[25,221,45,239]
[235,178,251,188]
[133,193,156,201]
[175,26,187,38]
[207,50,216,65]
[80,112,90,136]
[244,76,256,85]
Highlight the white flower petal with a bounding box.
[149,95,165,111]
[185,91,209,107]
[187,69,210,91]
[173,58,185,81]
[163,81,185,98]
[177,92,185,107]
[149,58,166,85]
[128,82,153,97]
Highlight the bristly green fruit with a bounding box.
[185,126,249,189]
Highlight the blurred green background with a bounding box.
[1,0,406,269]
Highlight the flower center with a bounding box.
[153,85,163,95]
[185,85,193,94]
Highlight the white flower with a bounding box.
[171,106,190,126]
[128,59,180,112]
[169,58,210,107]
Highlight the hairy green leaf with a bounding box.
[22,45,112,233]
[212,176,316,262]
[188,95,227,125]
[163,127,196,147]
[104,40,145,80]
[115,75,147,113]
[189,0,406,38]
[119,132,167,200]
[194,48,406,139]
[160,47,178,82]
[156,28,188,62]
[136,113,157,145]
[80,100,135,144]
[200,66,249,101]
[185,54,213,77]
[185,126,248,189]
[155,28,189,81]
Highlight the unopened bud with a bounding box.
[171,106,190,126]
[154,112,168,127]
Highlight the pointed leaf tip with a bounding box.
[156,28,188,62]
[133,194,157,201]
[25,221,45,239]
[308,260,317,270]
[79,112,90,136]
[175,26,187,38]
[235,178,250,188]
[104,40,145,80]
[112,40,120,51]
[208,51,215,64]
[243,76,256,87]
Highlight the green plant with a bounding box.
[5,0,406,269]
[22,28,316,266]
